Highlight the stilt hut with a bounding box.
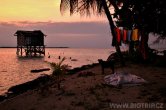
[14,30,46,56]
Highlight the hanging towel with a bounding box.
[123,29,127,43]
[132,29,139,41]
[127,30,132,42]
[115,28,121,44]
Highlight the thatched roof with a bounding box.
[14,30,46,37]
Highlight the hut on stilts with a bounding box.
[14,30,46,56]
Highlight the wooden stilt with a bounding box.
[44,46,45,56]
[16,46,19,55]
[21,46,22,56]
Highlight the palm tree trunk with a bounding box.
[140,31,149,61]
[102,0,125,66]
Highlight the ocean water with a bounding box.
[0,48,113,95]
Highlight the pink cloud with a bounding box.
[0,21,112,48]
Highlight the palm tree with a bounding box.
[60,0,125,65]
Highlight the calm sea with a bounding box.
[0,48,114,95]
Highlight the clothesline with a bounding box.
[112,27,140,46]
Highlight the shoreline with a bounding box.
[0,56,166,109]
[0,63,99,102]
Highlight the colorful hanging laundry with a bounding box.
[112,27,122,46]
[123,29,127,43]
[127,30,132,42]
[112,28,141,46]
[132,28,139,41]
[115,28,121,44]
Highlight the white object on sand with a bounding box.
[104,72,147,86]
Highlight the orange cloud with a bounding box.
[0,0,106,22]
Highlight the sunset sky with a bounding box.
[0,0,163,48]
[0,0,107,22]
[0,0,113,48]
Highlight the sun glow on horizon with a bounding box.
[0,0,106,23]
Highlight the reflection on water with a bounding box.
[0,48,51,95]
[45,48,113,69]
[17,55,45,59]
[0,48,113,95]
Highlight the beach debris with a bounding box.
[58,56,61,59]
[8,75,50,94]
[104,72,147,86]
[1,71,7,72]
[71,59,78,61]
[30,68,50,73]
[48,52,50,58]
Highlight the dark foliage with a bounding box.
[115,0,166,37]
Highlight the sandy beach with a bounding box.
[0,59,166,110]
